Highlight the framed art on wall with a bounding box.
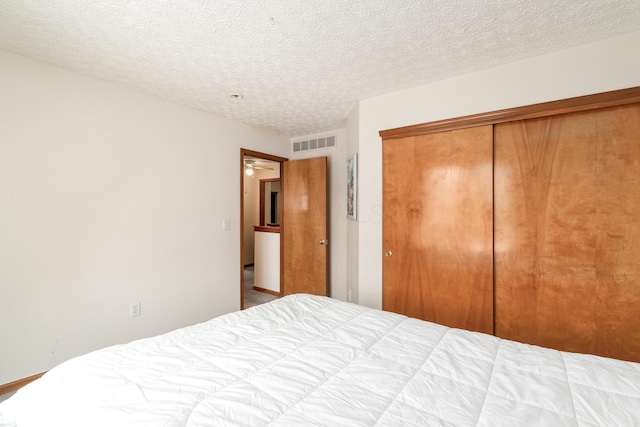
[347,153,357,220]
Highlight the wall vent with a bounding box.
[293,135,336,153]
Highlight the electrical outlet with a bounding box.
[130,302,141,317]
[223,218,230,230]
[347,288,352,302]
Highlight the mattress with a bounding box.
[1,294,639,426]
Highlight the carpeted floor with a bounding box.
[244,265,278,309]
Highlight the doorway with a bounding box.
[240,149,287,309]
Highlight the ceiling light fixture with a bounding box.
[245,165,254,176]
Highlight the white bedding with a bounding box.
[1,294,639,426]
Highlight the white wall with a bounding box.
[356,31,640,309]
[290,129,348,301]
[0,50,289,385]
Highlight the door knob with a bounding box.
[385,250,392,257]
[318,239,328,245]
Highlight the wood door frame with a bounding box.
[240,149,288,310]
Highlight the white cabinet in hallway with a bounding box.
[253,226,280,294]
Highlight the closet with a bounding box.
[380,87,640,362]
[382,126,494,334]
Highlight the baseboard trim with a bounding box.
[253,286,281,297]
[0,372,46,395]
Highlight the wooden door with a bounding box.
[494,104,640,362]
[383,126,494,334]
[282,157,328,296]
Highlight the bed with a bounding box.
[1,294,639,426]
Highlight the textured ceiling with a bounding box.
[1,1,640,137]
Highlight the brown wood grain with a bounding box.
[593,104,640,362]
[282,157,328,296]
[494,104,640,362]
[380,86,640,140]
[0,372,46,395]
[383,126,494,334]
[253,225,280,233]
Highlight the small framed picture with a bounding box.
[346,153,358,221]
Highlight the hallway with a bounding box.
[243,265,278,309]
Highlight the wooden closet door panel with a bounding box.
[494,113,598,354]
[383,125,493,334]
[494,104,640,361]
[595,104,640,361]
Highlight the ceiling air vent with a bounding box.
[293,135,336,153]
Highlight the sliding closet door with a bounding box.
[494,104,640,362]
[383,126,493,334]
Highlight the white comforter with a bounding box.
[1,294,639,426]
